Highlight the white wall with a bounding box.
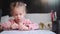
[25,13,52,23]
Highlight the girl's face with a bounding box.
[11,6,26,22]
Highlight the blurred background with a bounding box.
[0,0,60,34]
[0,0,59,17]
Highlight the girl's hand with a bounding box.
[11,23,18,30]
[18,23,29,30]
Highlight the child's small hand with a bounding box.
[22,25,28,30]
[11,23,18,30]
[18,23,29,30]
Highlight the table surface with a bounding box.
[0,30,56,34]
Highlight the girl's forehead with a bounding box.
[12,7,26,13]
[15,6,25,9]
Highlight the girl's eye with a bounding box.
[20,13,22,15]
[15,14,18,16]
[14,14,18,16]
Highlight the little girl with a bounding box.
[0,1,39,31]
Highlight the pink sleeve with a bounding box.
[25,19,39,30]
[0,21,11,30]
[28,23,39,30]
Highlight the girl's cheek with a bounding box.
[22,15,25,17]
[22,16,24,18]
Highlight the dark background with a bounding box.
[1,0,60,16]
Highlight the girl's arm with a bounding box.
[0,22,11,30]
[25,19,39,30]
[28,23,39,30]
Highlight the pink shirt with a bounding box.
[0,18,39,30]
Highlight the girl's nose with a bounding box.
[17,15,21,18]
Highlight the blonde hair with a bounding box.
[10,2,27,16]
[10,2,27,10]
